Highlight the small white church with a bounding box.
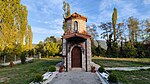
[62,12,92,72]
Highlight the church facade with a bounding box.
[62,12,92,72]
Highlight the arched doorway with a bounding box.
[71,46,82,68]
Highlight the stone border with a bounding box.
[91,62,109,84]
[42,72,59,84]
[96,71,109,84]
[29,72,59,84]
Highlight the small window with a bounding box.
[74,21,78,32]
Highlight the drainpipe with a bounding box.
[66,40,68,72]
[85,40,87,72]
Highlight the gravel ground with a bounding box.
[49,72,102,84]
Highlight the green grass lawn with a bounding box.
[109,69,150,84]
[92,57,150,67]
[93,57,150,84]
[0,58,62,84]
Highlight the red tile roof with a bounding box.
[62,33,91,39]
[65,12,87,22]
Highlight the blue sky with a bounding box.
[21,0,150,44]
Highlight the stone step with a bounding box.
[71,68,84,72]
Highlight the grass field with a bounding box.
[93,57,150,84]
[0,58,61,84]
[92,57,150,67]
[0,57,150,84]
[109,69,150,84]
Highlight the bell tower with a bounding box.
[65,12,87,34]
[62,12,92,72]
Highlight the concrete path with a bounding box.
[49,72,102,84]
[105,66,150,71]
[91,62,150,71]
[0,57,33,66]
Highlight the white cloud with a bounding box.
[98,0,139,22]
[21,0,150,43]
[32,26,63,35]
[98,0,114,22]
[138,10,150,20]
[21,0,64,33]
[99,0,114,11]
[118,2,139,19]
[143,0,150,4]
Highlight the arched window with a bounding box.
[74,21,78,32]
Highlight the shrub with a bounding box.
[147,68,150,71]
[9,61,14,67]
[34,73,43,82]
[122,43,137,58]
[91,66,96,73]
[111,42,119,57]
[20,53,26,64]
[95,45,106,56]
[48,65,56,72]
[139,69,146,71]
[108,72,118,83]
[98,66,105,73]
[59,65,64,72]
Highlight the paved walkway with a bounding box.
[91,62,150,71]
[105,66,150,71]
[49,72,102,84]
[0,57,33,66]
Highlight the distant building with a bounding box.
[62,12,92,72]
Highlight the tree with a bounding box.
[49,36,57,43]
[87,24,99,40]
[145,19,150,34]
[35,41,44,55]
[87,24,105,56]
[0,0,32,61]
[144,19,150,43]
[44,42,60,56]
[99,22,113,57]
[44,36,57,43]
[99,22,113,41]
[112,8,118,42]
[127,16,139,43]
[66,3,70,17]
[28,25,33,50]
[122,42,137,58]
[35,36,61,57]
[62,0,71,32]
[25,25,33,50]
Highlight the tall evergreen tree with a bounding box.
[62,0,71,32]
[112,8,117,42]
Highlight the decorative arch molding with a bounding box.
[67,44,85,69]
[70,44,84,54]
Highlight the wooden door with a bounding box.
[71,46,82,68]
